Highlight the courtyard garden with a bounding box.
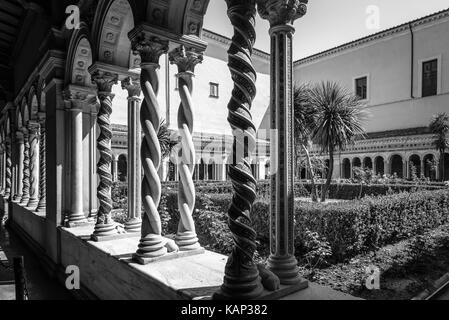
[111,177,449,300]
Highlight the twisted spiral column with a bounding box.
[0,145,4,195]
[91,71,119,238]
[4,138,11,199]
[13,131,24,202]
[27,122,40,208]
[36,114,46,212]
[132,36,168,260]
[214,0,263,300]
[20,128,30,205]
[169,45,203,251]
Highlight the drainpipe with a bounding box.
[409,22,415,99]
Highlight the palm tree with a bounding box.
[309,81,367,202]
[293,83,319,201]
[429,113,449,181]
[157,119,179,181]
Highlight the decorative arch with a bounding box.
[92,0,138,68]
[66,23,94,87]
[28,87,39,121]
[21,98,29,126]
[38,78,46,112]
[342,158,351,179]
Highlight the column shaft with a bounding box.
[69,108,86,223]
[27,123,40,208]
[20,130,30,205]
[13,132,24,202]
[36,116,46,212]
[122,77,142,233]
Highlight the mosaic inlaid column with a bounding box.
[19,127,30,205]
[258,0,308,285]
[90,70,119,239]
[131,34,169,260]
[13,131,24,202]
[122,76,142,233]
[36,113,46,213]
[4,136,11,200]
[214,0,263,300]
[0,144,4,195]
[112,157,118,182]
[26,122,40,208]
[169,45,203,251]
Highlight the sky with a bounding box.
[203,0,449,60]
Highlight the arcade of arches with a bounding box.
[0,0,316,300]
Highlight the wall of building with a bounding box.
[293,14,449,133]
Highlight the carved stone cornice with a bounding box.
[130,33,169,64]
[63,85,98,110]
[169,45,203,73]
[257,0,308,26]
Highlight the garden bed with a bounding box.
[305,223,449,300]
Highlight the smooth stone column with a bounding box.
[112,157,118,182]
[122,76,142,233]
[13,131,24,202]
[258,0,308,285]
[69,106,86,223]
[26,122,40,208]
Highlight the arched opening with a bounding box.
[342,158,351,179]
[423,154,436,180]
[409,154,421,179]
[199,159,205,181]
[352,157,361,169]
[98,0,137,69]
[71,37,94,87]
[208,160,215,181]
[118,154,127,181]
[363,157,373,170]
[375,156,384,175]
[300,167,307,179]
[390,155,403,178]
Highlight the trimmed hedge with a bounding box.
[253,189,449,262]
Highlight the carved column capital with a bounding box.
[90,70,118,97]
[27,121,40,136]
[169,45,203,74]
[16,130,24,142]
[121,77,142,100]
[257,0,308,26]
[131,34,169,64]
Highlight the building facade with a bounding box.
[291,9,449,181]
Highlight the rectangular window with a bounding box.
[422,59,438,97]
[355,76,367,100]
[210,82,219,98]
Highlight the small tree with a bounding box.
[157,119,179,181]
[293,84,319,202]
[429,113,449,181]
[309,81,367,202]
